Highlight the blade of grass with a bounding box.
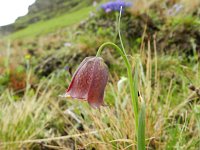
[137,99,145,150]
[134,60,139,118]
[1,128,110,145]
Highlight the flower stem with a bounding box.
[96,41,139,134]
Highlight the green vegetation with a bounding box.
[8,6,94,39]
[0,0,200,149]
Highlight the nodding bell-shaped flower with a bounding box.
[65,57,108,108]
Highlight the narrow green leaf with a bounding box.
[134,61,139,114]
[137,101,146,150]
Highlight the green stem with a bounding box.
[96,42,139,133]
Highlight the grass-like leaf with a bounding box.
[137,100,145,150]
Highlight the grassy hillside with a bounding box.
[0,0,94,36]
[8,6,94,39]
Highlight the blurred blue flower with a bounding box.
[101,0,132,13]
[167,3,183,16]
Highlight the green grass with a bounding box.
[8,6,94,39]
[0,41,199,149]
[0,0,200,149]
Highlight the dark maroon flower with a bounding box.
[65,57,108,108]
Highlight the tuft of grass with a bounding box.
[0,83,55,149]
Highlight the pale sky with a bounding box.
[0,0,35,26]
